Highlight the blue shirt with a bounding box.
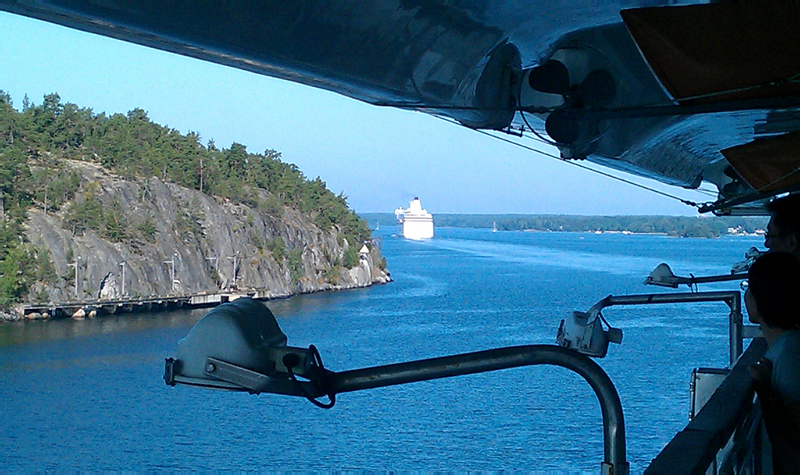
[765,329,800,405]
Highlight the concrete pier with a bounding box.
[22,290,256,319]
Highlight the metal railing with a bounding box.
[585,290,758,367]
[646,338,767,473]
[584,291,770,472]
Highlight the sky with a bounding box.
[0,12,713,216]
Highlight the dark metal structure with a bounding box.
[167,344,629,473]
[2,1,800,213]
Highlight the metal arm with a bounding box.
[588,291,747,366]
[186,344,629,474]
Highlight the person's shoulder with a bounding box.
[772,331,800,404]
[773,330,800,371]
[766,330,797,356]
[766,329,800,364]
[786,328,800,346]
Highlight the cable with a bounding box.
[518,103,558,146]
[753,166,800,195]
[283,345,336,409]
[376,72,800,121]
[671,72,800,105]
[514,111,720,200]
[446,116,703,209]
[430,71,755,211]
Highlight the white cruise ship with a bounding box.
[394,197,434,240]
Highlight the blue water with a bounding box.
[0,228,762,471]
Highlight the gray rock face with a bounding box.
[24,160,390,304]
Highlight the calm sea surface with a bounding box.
[1,227,762,471]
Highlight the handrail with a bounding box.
[646,338,766,473]
[588,291,747,366]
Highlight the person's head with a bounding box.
[745,252,800,330]
[765,194,800,256]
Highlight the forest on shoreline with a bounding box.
[0,92,371,309]
[360,213,768,238]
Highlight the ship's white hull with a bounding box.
[396,197,434,239]
[402,216,434,240]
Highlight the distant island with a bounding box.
[360,213,767,239]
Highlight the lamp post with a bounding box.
[227,253,239,289]
[119,261,126,296]
[67,256,81,298]
[164,254,178,294]
[165,299,629,474]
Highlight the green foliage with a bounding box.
[102,200,129,242]
[325,263,341,284]
[175,205,204,243]
[259,195,283,216]
[0,92,375,305]
[342,244,359,269]
[0,242,35,309]
[137,215,158,242]
[0,147,33,218]
[62,192,129,242]
[267,237,286,261]
[287,249,304,283]
[34,288,49,303]
[32,167,81,212]
[63,193,103,235]
[34,246,57,284]
[251,233,265,253]
[362,213,770,238]
[16,93,369,244]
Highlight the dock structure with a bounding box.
[22,290,260,320]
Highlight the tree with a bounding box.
[0,91,376,307]
[225,142,248,179]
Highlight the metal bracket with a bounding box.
[203,357,322,396]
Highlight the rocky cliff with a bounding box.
[21,160,390,308]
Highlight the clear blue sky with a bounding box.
[1,12,713,215]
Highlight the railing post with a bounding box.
[726,292,743,366]
[597,291,745,367]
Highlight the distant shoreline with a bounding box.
[517,228,763,238]
[359,213,768,239]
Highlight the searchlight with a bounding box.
[164,297,629,473]
[644,247,762,289]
